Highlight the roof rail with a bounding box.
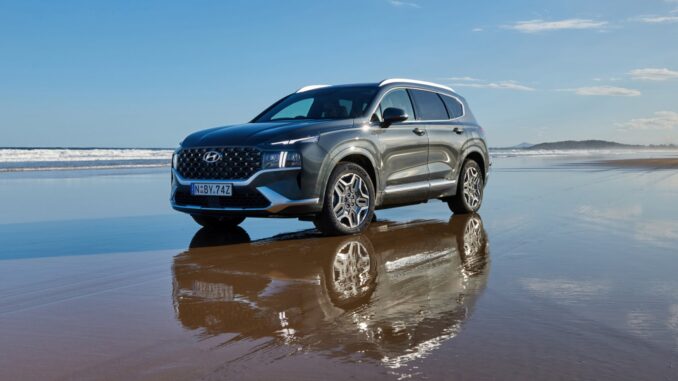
[379,78,454,92]
[296,84,330,93]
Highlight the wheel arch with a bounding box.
[316,145,380,207]
[460,145,489,181]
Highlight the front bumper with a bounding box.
[170,168,320,216]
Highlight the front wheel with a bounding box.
[314,162,375,236]
[191,214,246,228]
[448,159,484,214]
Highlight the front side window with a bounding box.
[409,89,448,121]
[373,89,416,122]
[254,86,378,122]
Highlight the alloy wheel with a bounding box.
[332,173,370,229]
[462,166,482,209]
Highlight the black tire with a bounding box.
[448,159,484,214]
[189,226,251,249]
[314,162,375,236]
[191,214,246,228]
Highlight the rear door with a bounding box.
[409,89,465,198]
[374,88,429,204]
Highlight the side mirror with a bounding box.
[381,107,408,127]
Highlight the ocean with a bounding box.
[2,147,677,172]
[0,148,173,171]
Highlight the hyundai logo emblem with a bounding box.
[202,151,222,163]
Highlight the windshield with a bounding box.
[254,86,378,123]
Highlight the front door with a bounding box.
[374,88,429,204]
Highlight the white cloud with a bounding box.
[633,15,678,23]
[388,0,420,8]
[450,80,535,91]
[505,18,608,33]
[472,27,484,32]
[593,77,622,82]
[562,86,641,96]
[629,68,678,81]
[617,111,678,131]
[442,76,481,82]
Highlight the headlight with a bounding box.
[270,136,319,146]
[262,151,302,169]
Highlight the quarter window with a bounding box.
[441,95,464,119]
[374,89,415,122]
[409,89,448,121]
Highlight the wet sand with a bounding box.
[593,157,678,170]
[1,154,678,380]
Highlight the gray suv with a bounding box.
[171,78,489,235]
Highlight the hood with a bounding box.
[181,119,355,148]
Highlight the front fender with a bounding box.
[315,141,380,207]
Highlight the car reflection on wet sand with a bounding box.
[172,214,489,369]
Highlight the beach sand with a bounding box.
[1,154,677,380]
[594,157,678,169]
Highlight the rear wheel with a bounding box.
[448,159,484,214]
[191,214,246,228]
[314,162,375,236]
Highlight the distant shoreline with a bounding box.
[0,163,169,173]
[492,140,677,151]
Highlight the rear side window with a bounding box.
[374,89,416,121]
[409,89,449,120]
[441,95,464,119]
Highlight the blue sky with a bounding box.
[1,0,677,147]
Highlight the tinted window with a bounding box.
[410,89,449,120]
[374,89,415,122]
[270,98,313,120]
[255,86,378,122]
[441,95,464,119]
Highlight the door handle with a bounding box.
[453,127,464,134]
[412,127,426,136]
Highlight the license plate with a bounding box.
[191,183,232,196]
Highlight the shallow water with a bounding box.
[1,154,677,380]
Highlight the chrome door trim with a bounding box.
[429,179,457,191]
[384,181,430,194]
[384,179,456,195]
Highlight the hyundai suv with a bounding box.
[171,78,489,235]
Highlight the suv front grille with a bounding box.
[177,147,262,180]
[174,188,270,209]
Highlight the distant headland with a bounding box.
[493,140,677,150]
